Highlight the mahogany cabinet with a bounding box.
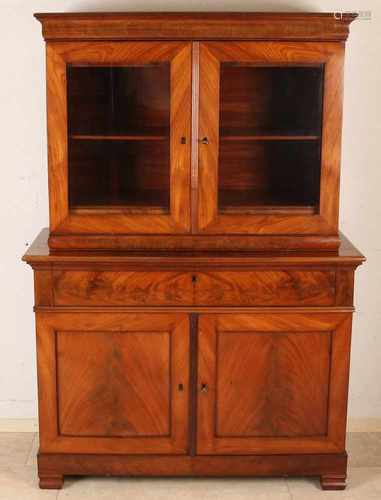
[23,12,365,491]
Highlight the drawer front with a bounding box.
[53,271,194,306]
[52,270,336,307]
[195,271,336,306]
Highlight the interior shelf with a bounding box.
[220,135,320,142]
[218,189,318,214]
[219,204,317,215]
[70,134,168,141]
[70,190,170,214]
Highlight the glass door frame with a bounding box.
[46,41,191,235]
[196,41,344,236]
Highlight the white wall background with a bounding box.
[0,0,379,423]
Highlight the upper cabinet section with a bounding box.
[35,13,357,251]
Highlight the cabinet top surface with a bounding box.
[23,229,365,268]
[34,12,357,42]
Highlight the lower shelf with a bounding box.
[38,452,347,490]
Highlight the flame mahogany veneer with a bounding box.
[24,13,364,491]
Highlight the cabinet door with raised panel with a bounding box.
[197,42,344,237]
[47,42,191,236]
[36,312,189,454]
[197,313,351,455]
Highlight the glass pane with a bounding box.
[218,64,324,212]
[67,64,170,211]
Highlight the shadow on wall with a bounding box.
[65,1,317,13]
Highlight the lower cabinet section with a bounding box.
[36,311,351,456]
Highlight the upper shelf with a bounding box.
[70,134,168,141]
[220,135,320,142]
[34,12,358,42]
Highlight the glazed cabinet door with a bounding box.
[197,42,344,236]
[47,42,191,235]
[197,313,352,455]
[36,312,189,454]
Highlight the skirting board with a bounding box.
[0,419,39,432]
[0,418,381,433]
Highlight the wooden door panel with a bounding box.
[197,42,344,236]
[197,313,352,455]
[57,331,170,437]
[36,312,189,454]
[216,331,330,437]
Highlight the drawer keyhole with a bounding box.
[192,275,198,283]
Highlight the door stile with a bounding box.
[170,43,192,232]
[197,44,220,230]
[196,316,217,452]
[191,42,200,233]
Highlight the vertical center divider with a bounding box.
[189,313,199,455]
[191,42,200,233]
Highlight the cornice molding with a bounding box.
[34,12,358,42]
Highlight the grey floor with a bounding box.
[1,433,381,499]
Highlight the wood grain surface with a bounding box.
[36,312,189,454]
[23,229,365,269]
[53,271,194,306]
[57,330,171,437]
[35,12,357,42]
[51,269,336,306]
[37,451,348,478]
[194,270,336,306]
[197,312,352,455]
[215,331,330,437]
